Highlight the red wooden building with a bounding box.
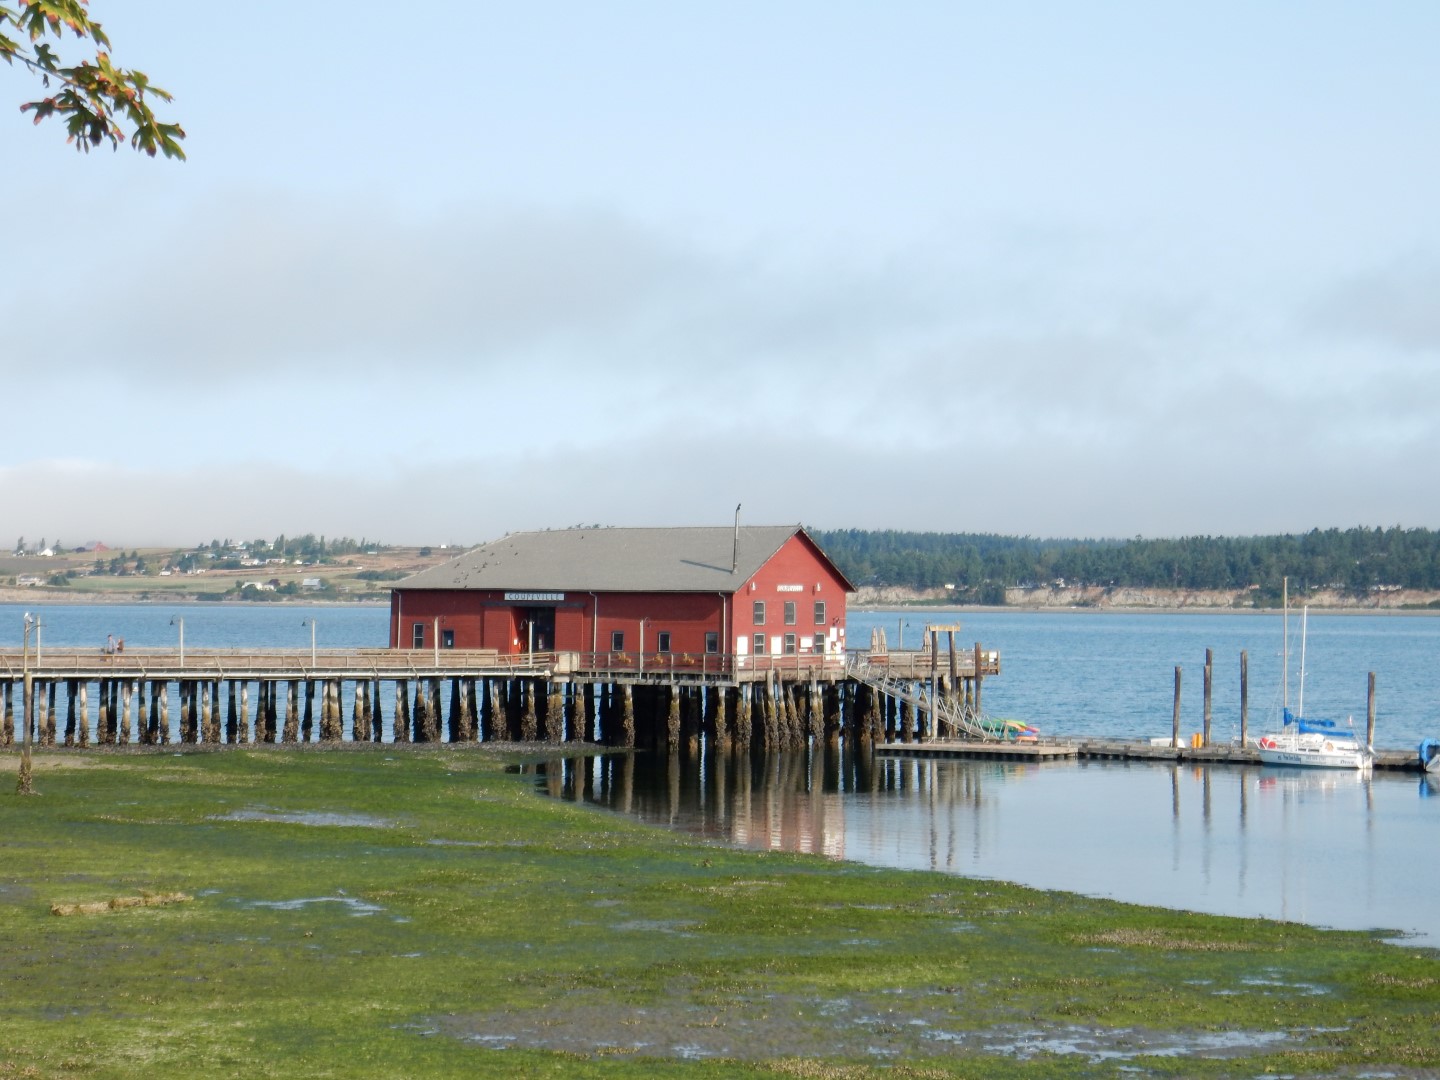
[389,525,854,661]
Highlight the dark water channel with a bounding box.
[534,747,1440,949]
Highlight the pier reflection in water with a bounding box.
[534,749,1440,948]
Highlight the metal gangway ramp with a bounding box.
[845,653,998,741]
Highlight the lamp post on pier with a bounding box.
[170,616,185,666]
[17,612,40,795]
[302,618,317,667]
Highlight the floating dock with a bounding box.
[876,738,1423,772]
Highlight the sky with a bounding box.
[3,1,1438,547]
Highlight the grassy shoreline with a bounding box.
[1,746,1437,1078]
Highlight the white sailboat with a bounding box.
[1256,579,1372,770]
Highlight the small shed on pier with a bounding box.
[388,525,854,660]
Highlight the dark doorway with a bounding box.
[521,607,556,652]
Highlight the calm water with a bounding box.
[548,748,1440,948]
[849,608,1440,750]
[8,602,1440,944]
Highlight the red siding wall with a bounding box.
[734,533,849,656]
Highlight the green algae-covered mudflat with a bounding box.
[2,748,1437,1079]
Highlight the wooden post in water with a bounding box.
[1202,648,1213,747]
[77,681,89,746]
[620,683,635,747]
[1366,672,1377,748]
[548,683,565,743]
[284,681,299,743]
[120,680,133,745]
[98,680,110,745]
[973,642,984,718]
[135,680,147,745]
[394,680,409,743]
[928,631,939,741]
[1239,651,1248,748]
[1171,666,1182,749]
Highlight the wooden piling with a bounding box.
[394,680,410,743]
[120,680,133,745]
[1171,666,1182,748]
[1203,648,1213,748]
[620,683,635,747]
[735,685,751,751]
[666,686,681,750]
[1367,672,1377,748]
[1239,650,1248,748]
[283,681,299,743]
[973,642,984,717]
[78,681,90,746]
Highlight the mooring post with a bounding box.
[1202,648,1213,748]
[973,642,984,718]
[1366,672,1376,748]
[1171,666,1182,749]
[928,632,939,741]
[1239,650,1248,748]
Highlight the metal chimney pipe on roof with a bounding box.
[732,504,741,573]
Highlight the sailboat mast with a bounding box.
[1282,576,1289,711]
[1299,605,1308,717]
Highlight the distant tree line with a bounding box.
[194,535,386,562]
[809,527,1440,602]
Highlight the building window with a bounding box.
[752,633,766,655]
[813,634,826,653]
[611,631,625,651]
[441,629,455,649]
[783,633,797,654]
[704,631,718,653]
[753,600,765,625]
[814,600,826,625]
[656,631,671,653]
[784,601,796,625]
[411,622,424,649]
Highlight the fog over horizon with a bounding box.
[4,3,1437,545]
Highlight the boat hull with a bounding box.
[1257,733,1370,770]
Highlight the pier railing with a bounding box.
[1,646,970,685]
[0,648,551,680]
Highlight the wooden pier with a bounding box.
[0,643,998,754]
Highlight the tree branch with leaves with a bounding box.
[1,0,184,158]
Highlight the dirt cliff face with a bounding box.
[851,585,1440,610]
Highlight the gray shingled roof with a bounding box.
[397,526,851,592]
